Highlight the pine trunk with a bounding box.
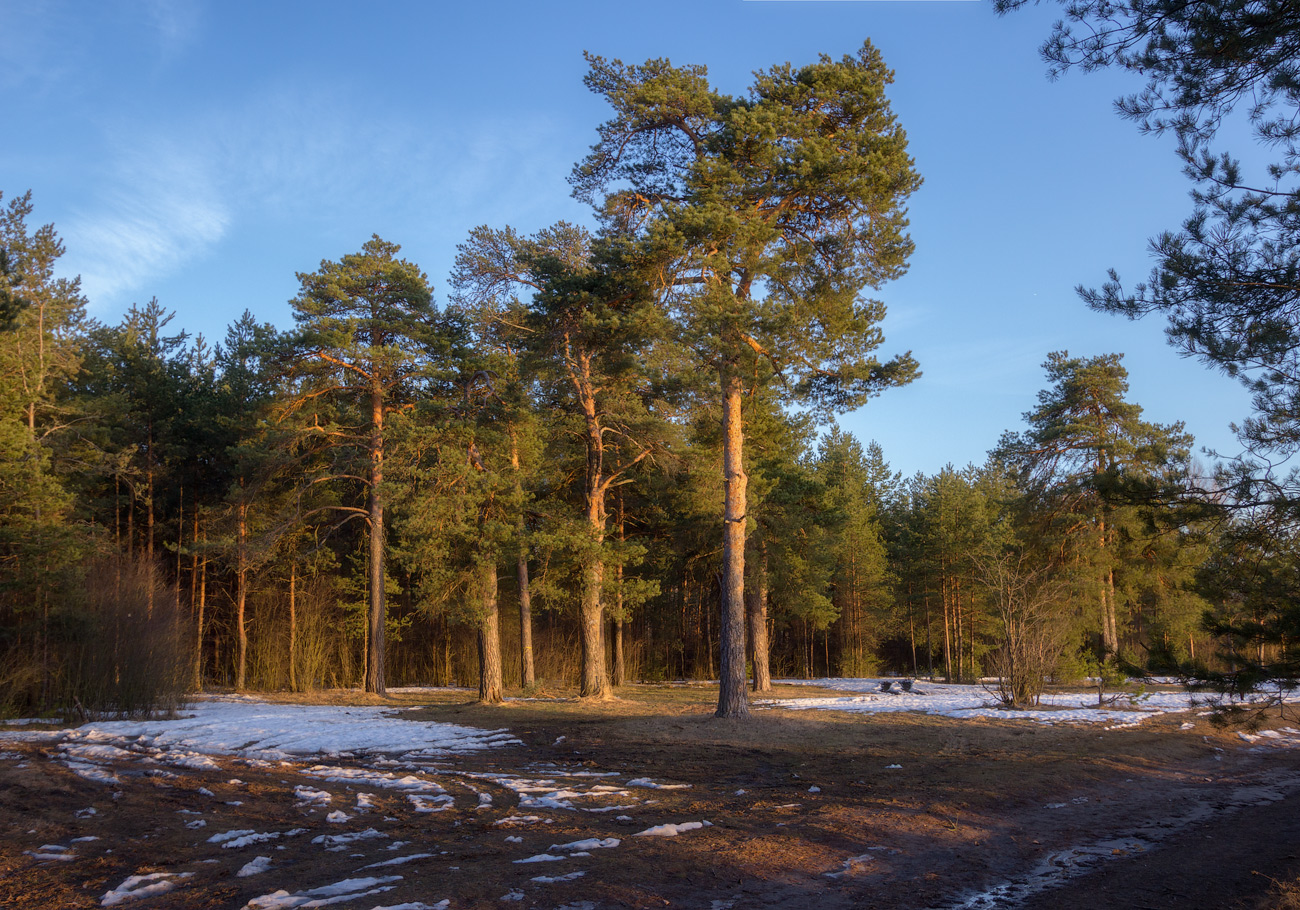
[193,519,204,690]
[517,550,535,688]
[146,428,155,615]
[747,538,772,692]
[236,497,248,691]
[477,562,503,704]
[579,545,610,698]
[941,572,953,684]
[288,561,298,692]
[612,501,626,688]
[613,616,626,687]
[366,383,386,695]
[579,373,611,700]
[717,368,749,717]
[510,436,536,689]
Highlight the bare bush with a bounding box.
[979,551,1072,708]
[61,556,191,718]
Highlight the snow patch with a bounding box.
[101,872,193,906]
[633,821,712,837]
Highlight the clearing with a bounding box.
[2,680,1299,910]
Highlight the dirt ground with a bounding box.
[3,683,1299,910]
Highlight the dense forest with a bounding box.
[2,27,1297,721]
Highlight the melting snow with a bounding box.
[530,871,587,884]
[1,696,522,761]
[633,821,712,837]
[101,871,193,906]
[763,678,1300,727]
[551,837,620,851]
[241,875,402,909]
[237,856,273,877]
[515,853,568,863]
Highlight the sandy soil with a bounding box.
[2,684,1298,909]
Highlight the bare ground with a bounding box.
[2,682,1299,910]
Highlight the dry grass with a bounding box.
[5,682,1297,910]
[1255,874,1300,910]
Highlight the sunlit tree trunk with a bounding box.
[146,424,155,615]
[193,514,204,690]
[717,368,749,717]
[235,494,248,691]
[941,571,954,684]
[612,558,627,687]
[578,364,612,700]
[1100,517,1119,657]
[365,381,386,695]
[517,549,535,688]
[478,561,503,704]
[510,436,536,689]
[747,538,771,692]
[289,560,298,692]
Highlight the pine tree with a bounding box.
[452,224,669,699]
[0,191,88,712]
[285,237,456,695]
[573,43,921,716]
[816,428,896,678]
[995,352,1193,661]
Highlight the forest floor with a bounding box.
[3,682,1300,910]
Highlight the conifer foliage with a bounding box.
[573,42,922,716]
[286,237,457,695]
[0,36,1272,718]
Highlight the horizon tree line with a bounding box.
[1,28,1286,718]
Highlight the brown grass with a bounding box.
[5,683,1297,910]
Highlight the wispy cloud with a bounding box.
[63,141,230,308]
[57,66,586,313]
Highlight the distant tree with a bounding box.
[1196,518,1300,706]
[212,313,287,690]
[452,224,668,699]
[1000,0,1300,506]
[286,237,455,695]
[0,193,85,431]
[0,244,26,330]
[446,251,545,690]
[573,42,922,716]
[0,191,88,711]
[816,428,897,678]
[739,393,844,684]
[995,352,1193,662]
[88,301,191,580]
[902,465,1006,682]
[391,374,516,705]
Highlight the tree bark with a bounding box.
[1100,518,1119,658]
[613,616,626,687]
[146,427,155,615]
[578,364,612,700]
[517,550,535,688]
[510,435,536,689]
[193,517,205,691]
[236,495,248,691]
[288,560,298,692]
[717,368,749,717]
[365,382,386,695]
[477,561,503,704]
[612,497,627,687]
[747,538,772,692]
[946,574,956,681]
[579,537,610,698]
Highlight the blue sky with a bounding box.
[1,0,1256,479]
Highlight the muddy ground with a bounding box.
[2,683,1299,909]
